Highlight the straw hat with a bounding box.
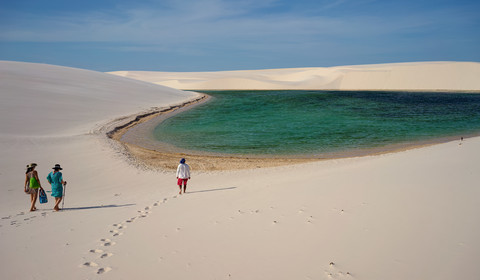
[27,163,37,169]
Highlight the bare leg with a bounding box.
[183,184,187,193]
[54,197,62,211]
[178,185,182,195]
[30,192,38,211]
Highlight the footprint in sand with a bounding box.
[324,262,352,279]
[113,223,126,229]
[153,202,159,207]
[163,198,168,203]
[101,238,116,246]
[97,267,112,274]
[307,215,315,224]
[332,208,346,214]
[126,217,137,223]
[83,262,98,267]
[137,210,149,218]
[1,216,11,220]
[89,249,104,253]
[101,253,113,259]
[109,229,124,236]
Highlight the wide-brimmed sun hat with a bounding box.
[27,163,37,169]
[52,164,63,170]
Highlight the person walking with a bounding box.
[46,164,66,211]
[25,163,44,212]
[176,158,191,195]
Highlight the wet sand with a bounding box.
[108,93,318,170]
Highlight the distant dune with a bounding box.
[110,61,480,91]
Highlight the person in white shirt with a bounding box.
[176,158,191,194]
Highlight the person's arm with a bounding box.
[25,174,29,192]
[187,165,191,179]
[60,173,66,185]
[176,165,180,178]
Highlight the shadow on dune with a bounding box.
[187,187,237,194]
[62,204,136,211]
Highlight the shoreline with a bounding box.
[108,92,476,171]
[108,93,319,171]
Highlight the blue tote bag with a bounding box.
[39,189,48,204]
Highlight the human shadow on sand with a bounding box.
[187,187,236,194]
[62,204,136,211]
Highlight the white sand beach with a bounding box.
[1,61,480,280]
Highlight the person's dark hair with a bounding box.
[26,167,33,174]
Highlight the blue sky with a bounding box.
[1,0,479,71]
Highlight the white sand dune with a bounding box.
[110,61,480,91]
[1,61,480,280]
[0,61,197,136]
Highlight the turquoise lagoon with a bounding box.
[153,91,480,156]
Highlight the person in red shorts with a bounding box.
[176,158,191,195]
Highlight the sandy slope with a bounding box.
[1,61,479,280]
[110,61,480,91]
[0,61,199,279]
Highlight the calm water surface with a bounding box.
[153,91,480,156]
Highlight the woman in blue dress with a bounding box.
[46,164,66,211]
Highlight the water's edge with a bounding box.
[119,91,479,160]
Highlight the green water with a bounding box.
[153,91,480,156]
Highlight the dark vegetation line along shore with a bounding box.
[106,94,208,140]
